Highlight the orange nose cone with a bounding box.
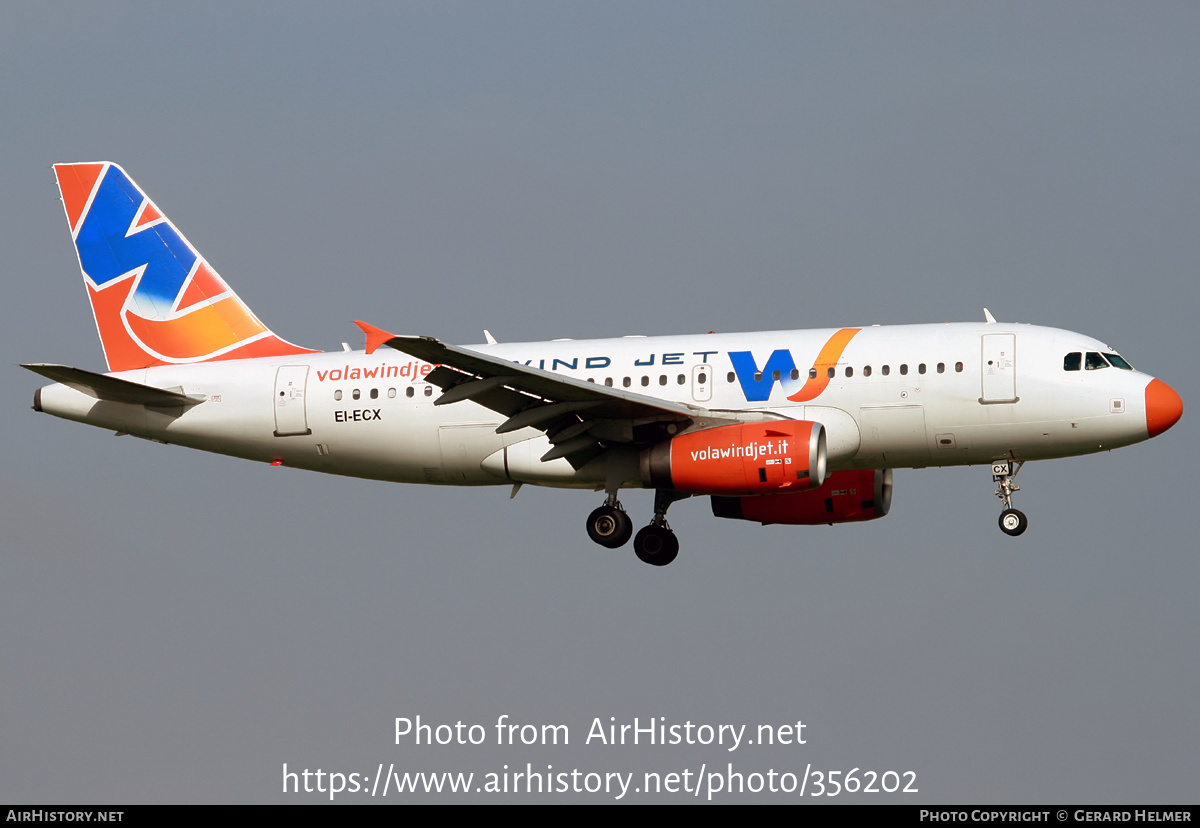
[1145,379,1183,438]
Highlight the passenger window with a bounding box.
[641,376,649,387]
[388,388,396,398]
[697,372,707,384]
[1104,353,1133,370]
[659,375,667,386]
[754,372,763,382]
[406,386,414,398]
[826,367,835,379]
[882,365,890,376]
[772,370,781,382]
[677,374,685,385]
[863,365,872,377]
[955,362,963,373]
[1063,353,1082,371]
[623,377,631,388]
[726,372,735,383]
[334,389,342,401]
[809,369,817,379]
[424,385,433,396]
[937,363,945,374]
[604,378,613,387]
[790,369,800,380]
[845,366,853,378]
[352,389,361,400]
[900,364,908,376]
[1085,352,1109,370]
[370,388,378,399]
[918,363,927,375]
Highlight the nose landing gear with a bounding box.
[992,460,1028,536]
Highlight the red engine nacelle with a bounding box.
[710,468,893,525]
[641,420,827,496]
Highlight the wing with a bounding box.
[357,322,742,468]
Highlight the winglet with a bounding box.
[354,320,397,355]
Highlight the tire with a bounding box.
[587,506,632,548]
[999,508,1028,537]
[633,525,679,566]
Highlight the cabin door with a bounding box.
[980,334,1017,404]
[273,365,312,436]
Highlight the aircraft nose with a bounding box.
[1145,378,1183,438]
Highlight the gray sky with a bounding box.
[2,1,1196,803]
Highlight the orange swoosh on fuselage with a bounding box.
[786,327,862,403]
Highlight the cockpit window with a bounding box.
[1104,353,1133,370]
[1063,352,1081,371]
[1084,352,1110,370]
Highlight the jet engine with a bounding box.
[641,420,826,496]
[710,468,893,525]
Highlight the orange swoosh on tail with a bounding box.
[124,297,269,360]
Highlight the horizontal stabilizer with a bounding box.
[21,363,204,408]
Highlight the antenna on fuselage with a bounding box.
[983,308,997,324]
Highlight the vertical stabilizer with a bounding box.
[53,163,318,372]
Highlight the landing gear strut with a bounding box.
[586,493,633,548]
[992,460,1028,537]
[632,490,687,566]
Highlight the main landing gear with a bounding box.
[992,460,1029,537]
[585,489,686,566]
[586,494,633,549]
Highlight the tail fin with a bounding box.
[53,163,318,372]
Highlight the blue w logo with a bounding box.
[74,166,197,319]
[728,350,798,402]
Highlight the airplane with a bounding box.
[25,162,1184,566]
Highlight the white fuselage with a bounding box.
[35,322,1160,492]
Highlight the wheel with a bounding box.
[999,508,1028,536]
[633,525,679,566]
[586,506,632,548]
